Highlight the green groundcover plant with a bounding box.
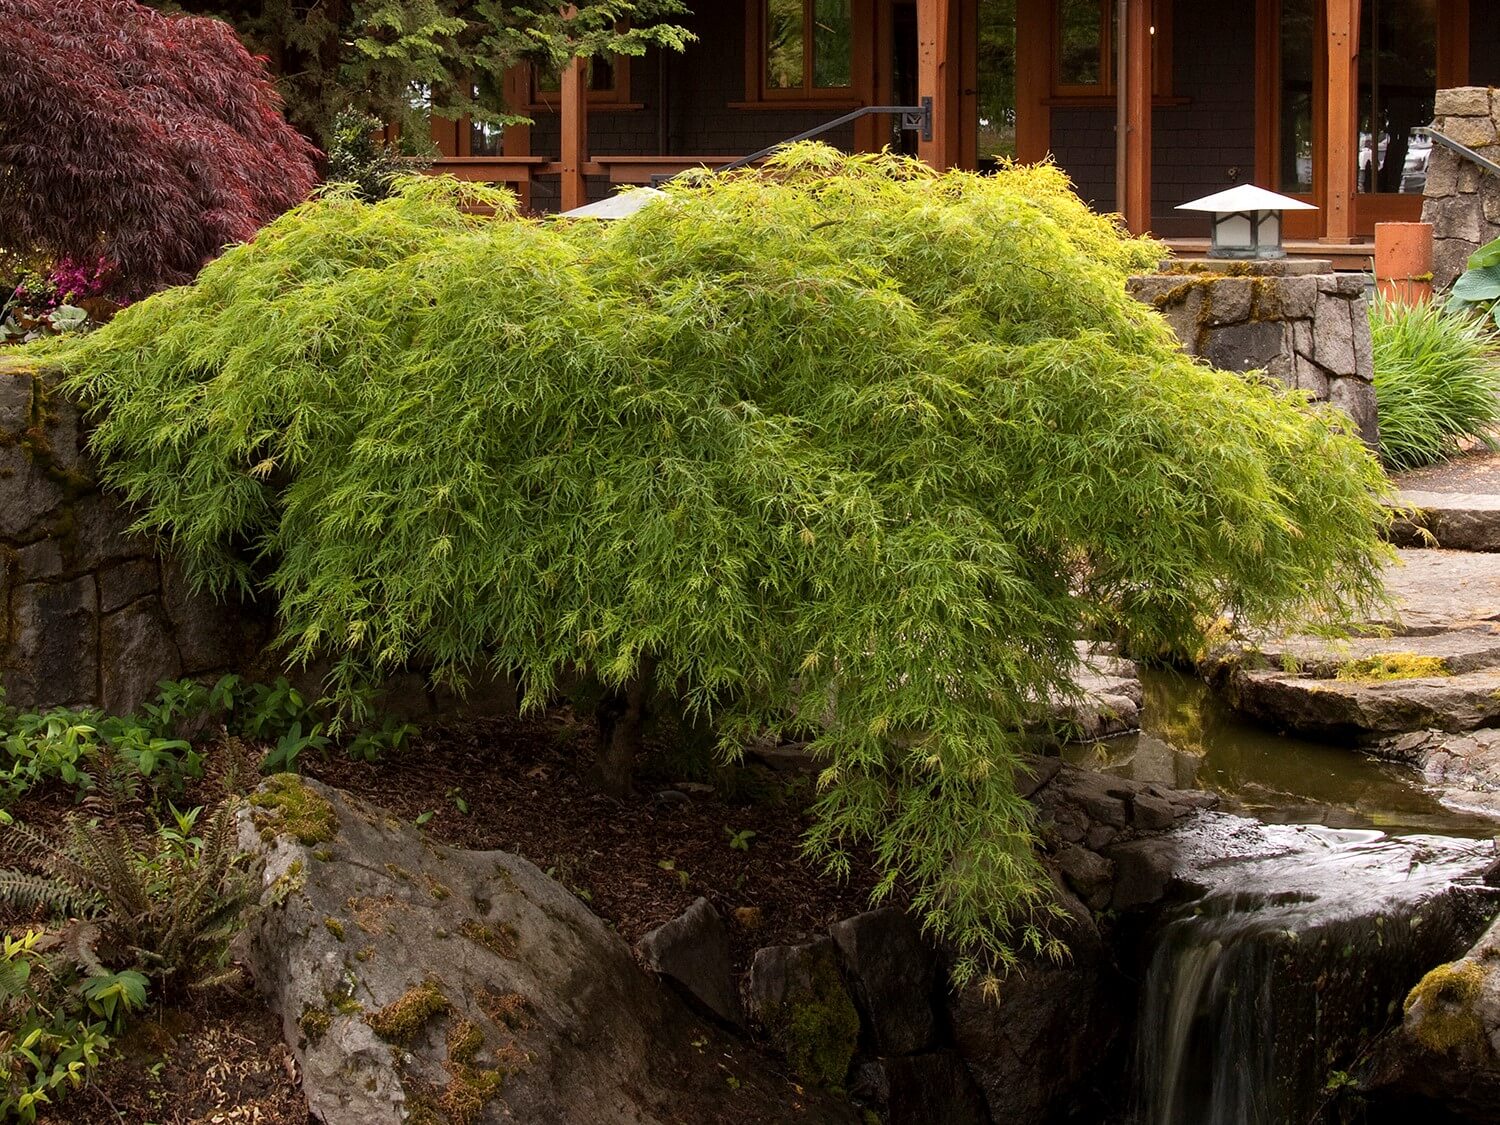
[1371,293,1500,471]
[34,147,1393,980]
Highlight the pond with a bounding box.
[1064,666,1500,839]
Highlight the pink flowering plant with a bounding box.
[2,256,117,343]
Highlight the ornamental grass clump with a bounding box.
[36,147,1393,980]
[1370,294,1500,471]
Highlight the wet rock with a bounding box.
[239,779,851,1125]
[1015,754,1063,798]
[747,939,861,1090]
[637,897,742,1027]
[1054,844,1114,911]
[852,1050,990,1125]
[1130,792,1177,831]
[948,954,1121,1125]
[1370,729,1500,815]
[828,908,936,1056]
[1107,836,1178,910]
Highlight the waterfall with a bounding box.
[1133,825,1497,1125]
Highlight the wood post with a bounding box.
[1015,0,1052,163]
[560,53,589,211]
[917,0,953,171]
[1121,0,1153,234]
[1322,0,1360,244]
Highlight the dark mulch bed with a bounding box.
[307,706,884,969]
[36,989,305,1125]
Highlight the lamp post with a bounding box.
[1176,185,1317,260]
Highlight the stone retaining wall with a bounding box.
[1127,261,1380,447]
[0,363,266,712]
[1422,86,1500,289]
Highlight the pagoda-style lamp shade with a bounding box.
[1176,185,1318,260]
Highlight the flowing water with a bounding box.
[1066,669,1500,1123]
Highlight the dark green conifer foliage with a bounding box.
[40,149,1393,979]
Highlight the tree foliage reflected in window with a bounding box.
[764,0,853,94]
[1051,0,1169,98]
[977,0,1018,164]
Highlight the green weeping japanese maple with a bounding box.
[39,147,1392,978]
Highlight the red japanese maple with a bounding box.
[0,0,319,297]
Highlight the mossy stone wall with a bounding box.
[1127,263,1379,448]
[0,360,264,711]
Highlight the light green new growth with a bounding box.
[37,147,1393,980]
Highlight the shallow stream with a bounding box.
[1066,667,1500,838]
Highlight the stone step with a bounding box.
[1372,549,1500,636]
[1250,626,1500,679]
[1224,665,1500,739]
[1388,491,1500,552]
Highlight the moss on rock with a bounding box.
[1405,959,1489,1056]
[1336,653,1450,682]
[250,774,338,845]
[366,979,450,1045]
[763,951,860,1090]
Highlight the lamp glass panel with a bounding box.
[1256,211,1282,247]
[1214,213,1254,248]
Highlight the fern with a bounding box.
[0,777,250,991]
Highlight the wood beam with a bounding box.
[917,0,953,170]
[1438,0,1470,88]
[1014,0,1052,163]
[559,53,588,211]
[1121,0,1153,233]
[1322,0,1360,244]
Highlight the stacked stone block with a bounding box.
[1126,260,1379,447]
[0,363,265,712]
[1422,86,1500,289]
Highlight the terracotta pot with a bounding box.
[1375,221,1435,304]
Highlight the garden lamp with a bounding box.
[1177,185,1317,260]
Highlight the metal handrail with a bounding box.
[650,98,933,185]
[1418,127,1500,178]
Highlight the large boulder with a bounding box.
[237,776,853,1125]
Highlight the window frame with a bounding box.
[1049,0,1173,101]
[524,53,636,113]
[743,0,872,106]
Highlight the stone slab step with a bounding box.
[1372,549,1500,637]
[1225,665,1500,738]
[1388,491,1500,552]
[1250,626,1500,678]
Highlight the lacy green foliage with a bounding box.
[1370,294,1500,471]
[41,148,1394,977]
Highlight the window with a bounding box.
[754,0,855,99]
[527,54,630,109]
[1358,0,1437,195]
[1051,0,1171,99]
